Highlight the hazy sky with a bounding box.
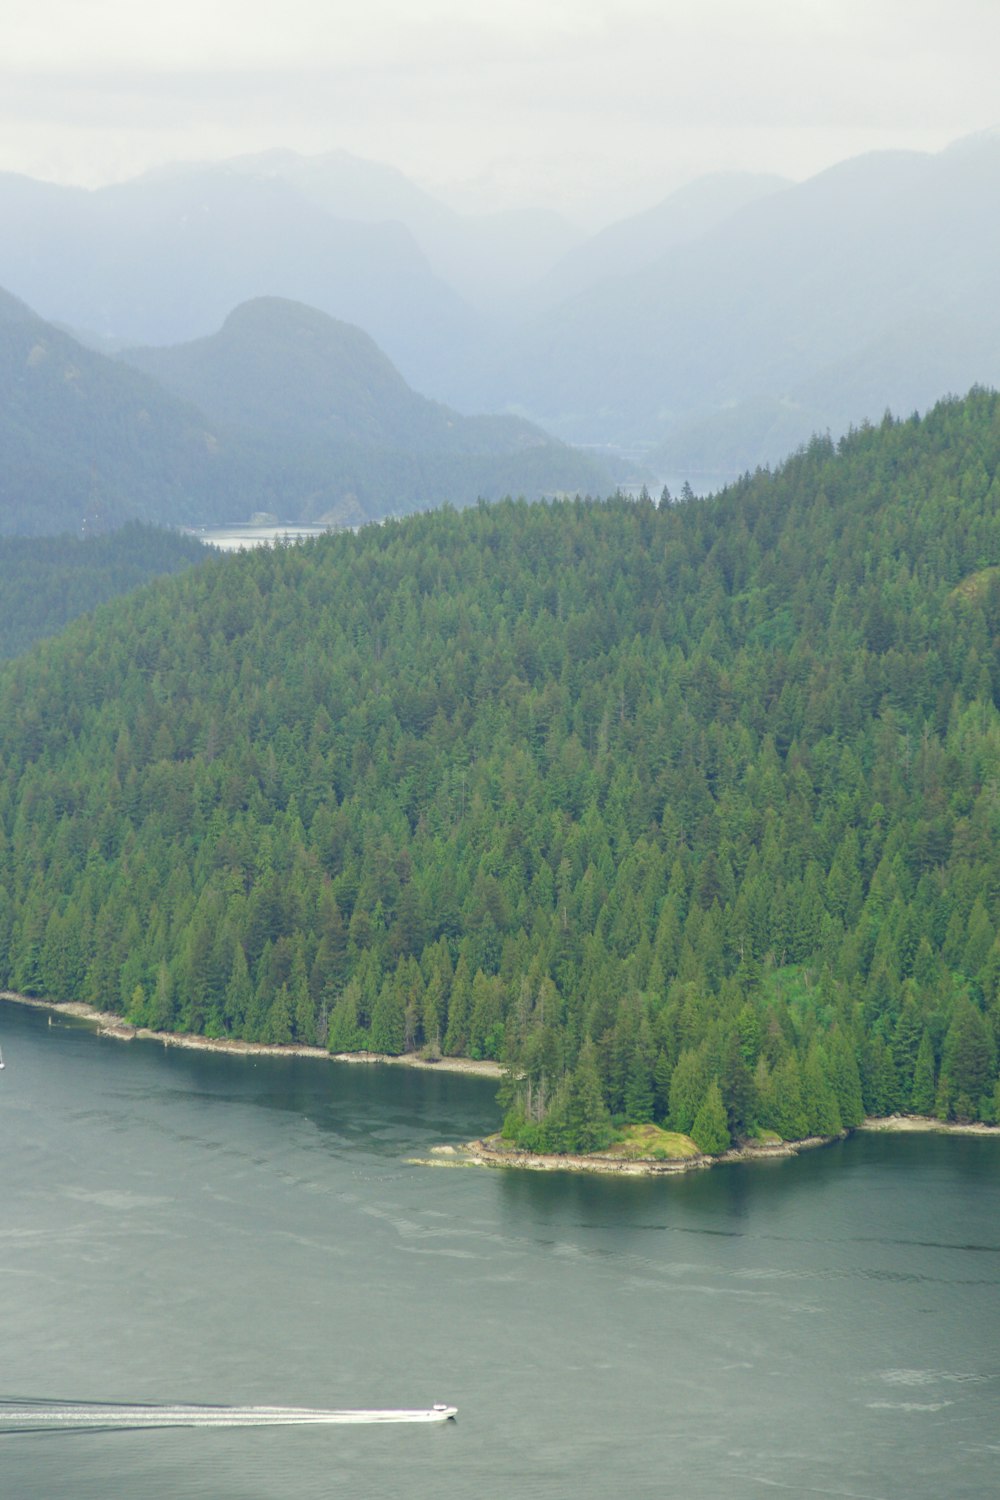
[3,0,999,223]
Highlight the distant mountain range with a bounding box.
[485,136,1000,467]
[0,289,608,535]
[2,134,999,484]
[0,163,479,398]
[519,170,789,317]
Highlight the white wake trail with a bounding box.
[0,1400,457,1430]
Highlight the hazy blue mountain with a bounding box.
[522,171,789,316]
[120,296,571,455]
[120,298,609,524]
[0,163,481,397]
[0,286,236,534]
[482,137,1000,467]
[8,135,998,480]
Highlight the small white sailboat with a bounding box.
[0,1045,5,1069]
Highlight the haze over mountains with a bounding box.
[494,134,1000,468]
[518,170,789,318]
[1,128,999,530]
[217,149,581,315]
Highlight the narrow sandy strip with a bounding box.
[0,991,503,1078]
[860,1114,1000,1137]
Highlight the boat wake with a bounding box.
[0,1397,457,1433]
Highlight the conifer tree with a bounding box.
[942,998,995,1120]
[770,1054,808,1140]
[669,1047,710,1135]
[443,955,473,1056]
[370,976,405,1056]
[801,1043,843,1137]
[827,1031,864,1127]
[565,1039,614,1153]
[267,983,293,1046]
[910,1029,937,1115]
[691,1080,730,1155]
[223,945,252,1035]
[327,979,364,1053]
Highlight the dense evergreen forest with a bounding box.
[3,389,1000,1153]
[0,525,207,659]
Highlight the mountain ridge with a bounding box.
[120,296,567,457]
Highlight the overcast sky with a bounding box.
[3,0,998,224]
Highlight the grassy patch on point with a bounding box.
[951,566,1000,605]
[603,1123,702,1160]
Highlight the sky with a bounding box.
[3,0,999,226]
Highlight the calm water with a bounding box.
[1,999,998,1499]
[187,525,337,552]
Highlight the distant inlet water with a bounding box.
[182,522,340,551]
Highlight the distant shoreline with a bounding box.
[0,991,504,1079]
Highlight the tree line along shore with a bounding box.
[3,991,996,1181]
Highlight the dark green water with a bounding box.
[2,998,998,1499]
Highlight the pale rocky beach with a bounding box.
[0,992,504,1078]
[429,1132,835,1178]
[859,1114,1000,1137]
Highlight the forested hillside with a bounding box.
[2,390,1000,1152]
[0,525,207,659]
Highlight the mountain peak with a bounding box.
[123,298,410,444]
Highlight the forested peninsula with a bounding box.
[0,523,207,659]
[3,390,1000,1158]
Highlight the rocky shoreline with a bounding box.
[422,1113,1000,1177]
[425,1132,837,1177]
[0,991,504,1079]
